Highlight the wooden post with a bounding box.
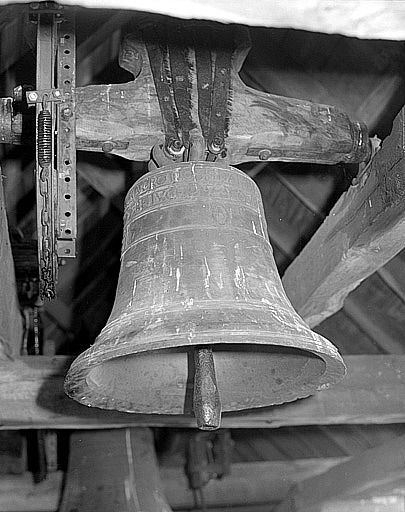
[59,428,172,512]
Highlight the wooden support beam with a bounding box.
[71,28,369,165]
[0,172,23,357]
[1,24,370,165]
[1,355,405,429]
[275,434,405,512]
[283,107,405,328]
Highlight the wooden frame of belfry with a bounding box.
[0,4,405,512]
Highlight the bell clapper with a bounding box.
[187,132,222,431]
[193,347,222,430]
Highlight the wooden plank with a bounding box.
[275,434,405,512]
[282,107,405,328]
[0,172,23,357]
[1,355,405,429]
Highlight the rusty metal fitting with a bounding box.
[61,107,73,119]
[208,135,224,155]
[258,149,272,160]
[28,91,39,102]
[166,138,185,158]
[101,141,115,153]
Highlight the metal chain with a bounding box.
[38,160,56,299]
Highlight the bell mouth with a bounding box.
[67,344,327,415]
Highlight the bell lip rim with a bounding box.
[64,336,346,413]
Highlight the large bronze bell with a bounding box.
[64,162,345,426]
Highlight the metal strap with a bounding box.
[194,26,233,160]
[56,12,76,259]
[168,24,195,150]
[146,22,233,161]
[145,25,183,154]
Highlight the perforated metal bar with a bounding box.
[56,13,76,258]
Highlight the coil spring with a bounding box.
[38,109,52,167]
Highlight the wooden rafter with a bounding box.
[283,107,405,328]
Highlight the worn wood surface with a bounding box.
[276,434,405,512]
[1,355,405,429]
[74,26,369,165]
[59,428,171,512]
[283,107,405,328]
[0,172,22,357]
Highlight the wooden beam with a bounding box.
[282,107,405,328]
[72,27,369,165]
[1,355,405,429]
[1,24,370,165]
[0,172,23,357]
[275,434,405,512]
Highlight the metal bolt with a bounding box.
[102,141,115,153]
[166,139,184,157]
[258,149,271,160]
[30,2,40,9]
[209,135,224,154]
[61,107,73,119]
[28,91,38,102]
